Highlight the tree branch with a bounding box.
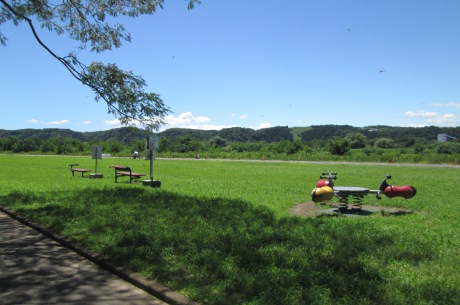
[0,0,202,131]
[1,0,82,80]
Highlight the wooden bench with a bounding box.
[69,164,91,177]
[110,165,145,183]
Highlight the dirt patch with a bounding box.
[289,202,413,218]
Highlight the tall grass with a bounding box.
[0,155,459,304]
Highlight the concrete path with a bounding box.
[0,211,169,305]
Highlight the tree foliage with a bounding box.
[209,136,228,148]
[254,126,293,142]
[437,142,460,154]
[328,137,350,156]
[0,0,200,130]
[172,134,199,153]
[346,132,367,149]
[373,137,395,149]
[159,126,293,144]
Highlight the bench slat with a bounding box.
[116,171,145,177]
[71,168,91,172]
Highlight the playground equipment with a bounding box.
[311,173,416,211]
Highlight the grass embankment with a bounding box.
[0,155,459,305]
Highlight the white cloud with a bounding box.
[258,122,272,129]
[248,122,272,130]
[405,110,437,118]
[162,112,235,131]
[429,102,460,108]
[27,119,40,124]
[47,119,70,125]
[407,123,429,128]
[101,112,271,131]
[102,113,219,130]
[103,119,122,127]
[103,118,144,129]
[165,112,210,125]
[426,114,457,125]
[405,110,457,126]
[83,120,92,125]
[161,112,274,131]
[446,102,460,108]
[229,113,249,120]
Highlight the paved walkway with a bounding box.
[0,211,169,305]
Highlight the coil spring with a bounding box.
[338,195,364,205]
[352,195,363,204]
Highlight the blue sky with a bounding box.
[1,0,459,132]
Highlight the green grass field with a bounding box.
[1,155,459,305]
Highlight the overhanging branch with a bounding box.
[1,0,84,81]
[0,0,131,118]
[1,0,178,130]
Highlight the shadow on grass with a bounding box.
[1,188,453,305]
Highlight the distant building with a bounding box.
[438,134,457,142]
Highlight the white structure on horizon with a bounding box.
[437,134,457,142]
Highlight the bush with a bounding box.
[374,138,395,148]
[328,137,350,156]
[436,142,460,154]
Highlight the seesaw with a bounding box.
[311,173,416,212]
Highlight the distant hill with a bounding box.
[290,127,312,141]
[157,126,295,143]
[0,125,459,145]
[299,125,460,142]
[0,127,148,144]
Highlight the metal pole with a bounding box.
[150,149,154,180]
[95,147,99,173]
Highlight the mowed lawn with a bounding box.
[1,155,459,305]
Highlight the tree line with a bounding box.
[1,125,459,163]
[2,125,459,144]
